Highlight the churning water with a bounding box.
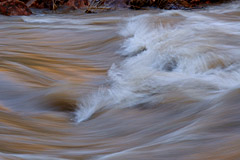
[0,1,240,159]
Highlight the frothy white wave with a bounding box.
[76,5,240,122]
[22,16,122,31]
[22,16,122,24]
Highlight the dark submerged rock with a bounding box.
[65,0,88,9]
[29,0,52,9]
[28,0,88,10]
[0,0,32,16]
[129,0,234,10]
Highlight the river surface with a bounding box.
[0,2,240,160]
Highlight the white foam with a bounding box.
[22,16,122,31]
[76,6,240,122]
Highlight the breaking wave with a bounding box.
[75,3,240,122]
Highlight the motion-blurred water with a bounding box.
[0,2,240,159]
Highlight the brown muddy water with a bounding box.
[0,2,240,160]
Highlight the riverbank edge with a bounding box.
[0,0,234,16]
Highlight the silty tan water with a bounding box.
[0,2,240,160]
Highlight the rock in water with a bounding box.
[129,0,233,9]
[0,0,32,16]
[65,0,88,9]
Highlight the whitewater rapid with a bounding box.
[0,2,240,160]
[75,2,240,123]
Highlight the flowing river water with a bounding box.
[0,2,240,160]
